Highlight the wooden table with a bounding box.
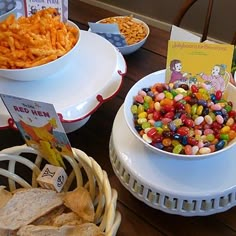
[1,1,236,235]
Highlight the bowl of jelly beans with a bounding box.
[124,70,236,159]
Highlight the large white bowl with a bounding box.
[97,16,150,55]
[124,69,236,160]
[0,21,80,82]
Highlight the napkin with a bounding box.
[88,22,127,47]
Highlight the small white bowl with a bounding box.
[97,16,150,55]
[0,21,80,81]
[124,69,236,160]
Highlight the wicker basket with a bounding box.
[0,145,121,236]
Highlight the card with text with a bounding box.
[0,94,73,167]
[165,40,234,93]
[11,0,68,21]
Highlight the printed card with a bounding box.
[6,0,68,21]
[165,40,234,93]
[88,22,127,47]
[0,94,73,167]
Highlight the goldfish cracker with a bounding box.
[99,16,147,45]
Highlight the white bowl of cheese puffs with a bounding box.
[98,16,149,55]
[0,8,80,81]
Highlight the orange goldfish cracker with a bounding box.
[100,16,147,45]
[0,8,79,69]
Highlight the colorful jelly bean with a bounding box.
[177,126,190,136]
[204,115,213,125]
[226,118,234,126]
[199,147,211,154]
[184,145,192,155]
[216,115,224,124]
[215,90,222,100]
[173,144,183,154]
[194,116,204,125]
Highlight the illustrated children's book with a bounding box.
[165,40,234,93]
[0,94,73,168]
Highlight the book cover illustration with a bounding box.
[0,94,73,167]
[165,40,234,93]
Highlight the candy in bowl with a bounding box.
[124,70,236,160]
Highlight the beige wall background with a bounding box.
[84,0,235,43]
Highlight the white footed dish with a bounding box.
[110,104,236,216]
[0,30,126,133]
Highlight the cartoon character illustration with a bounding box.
[200,64,227,92]
[39,140,65,168]
[169,59,188,83]
[17,117,72,167]
[19,117,58,144]
[188,76,198,86]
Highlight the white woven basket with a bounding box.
[0,145,121,236]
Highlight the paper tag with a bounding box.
[0,94,74,167]
[88,22,127,47]
[9,0,68,21]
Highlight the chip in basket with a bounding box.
[0,146,121,235]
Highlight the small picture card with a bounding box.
[10,0,68,22]
[0,94,73,167]
[165,40,234,93]
[88,22,127,47]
